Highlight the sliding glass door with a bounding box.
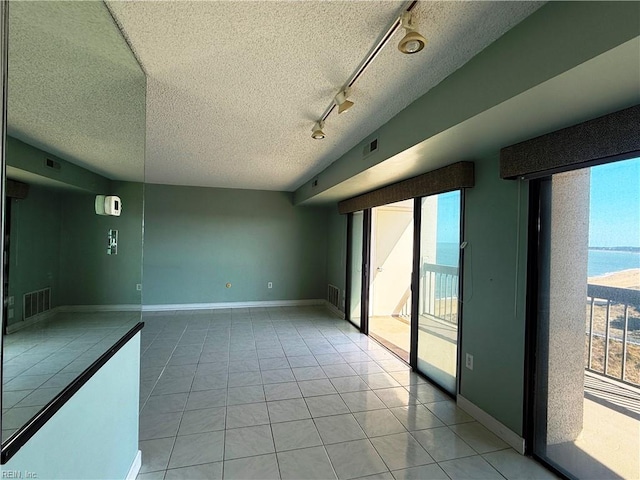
[345,190,464,394]
[415,191,461,394]
[368,200,414,361]
[533,157,640,479]
[347,211,364,328]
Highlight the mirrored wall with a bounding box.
[2,1,145,445]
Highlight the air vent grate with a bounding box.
[327,284,340,310]
[23,287,51,320]
[45,158,61,170]
[362,138,379,158]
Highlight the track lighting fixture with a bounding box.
[398,11,426,54]
[335,89,354,114]
[310,2,425,139]
[311,121,326,140]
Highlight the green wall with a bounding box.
[6,137,144,322]
[143,184,328,305]
[7,186,63,325]
[3,334,140,479]
[6,136,110,193]
[59,181,143,306]
[326,207,347,311]
[460,155,529,433]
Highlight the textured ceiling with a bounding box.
[108,0,544,191]
[8,1,146,183]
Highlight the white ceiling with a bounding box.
[107,0,544,192]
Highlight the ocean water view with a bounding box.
[436,242,460,267]
[433,243,640,278]
[588,249,640,277]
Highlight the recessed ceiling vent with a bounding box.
[45,158,61,170]
[363,138,379,158]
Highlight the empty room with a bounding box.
[0,1,639,480]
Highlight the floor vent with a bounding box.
[327,284,340,310]
[23,287,51,320]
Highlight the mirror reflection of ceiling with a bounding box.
[107,1,544,191]
[8,1,145,183]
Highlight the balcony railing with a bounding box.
[419,262,459,324]
[586,284,640,387]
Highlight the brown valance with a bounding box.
[6,179,29,199]
[500,104,640,180]
[338,161,474,214]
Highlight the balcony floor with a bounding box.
[545,372,640,479]
[368,314,458,392]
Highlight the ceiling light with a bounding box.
[335,90,354,114]
[311,121,326,140]
[398,11,426,54]
[310,2,422,140]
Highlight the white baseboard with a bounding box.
[325,301,345,319]
[6,308,58,333]
[6,305,141,334]
[457,394,525,454]
[57,304,141,313]
[142,299,325,312]
[126,450,142,480]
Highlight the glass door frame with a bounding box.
[410,193,466,394]
[345,213,356,330]
[345,191,466,397]
[524,158,640,478]
[345,210,371,335]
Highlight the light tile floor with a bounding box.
[136,306,556,480]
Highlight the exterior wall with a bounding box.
[371,204,413,316]
[545,169,590,443]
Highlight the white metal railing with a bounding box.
[586,284,640,387]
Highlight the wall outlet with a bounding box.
[136,284,142,291]
[465,353,474,371]
[267,282,273,289]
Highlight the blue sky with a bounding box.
[431,157,640,248]
[589,157,640,248]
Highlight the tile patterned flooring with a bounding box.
[136,306,556,480]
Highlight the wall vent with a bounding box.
[45,158,61,170]
[327,284,340,310]
[362,138,379,158]
[23,287,52,320]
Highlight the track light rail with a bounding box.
[317,0,419,125]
